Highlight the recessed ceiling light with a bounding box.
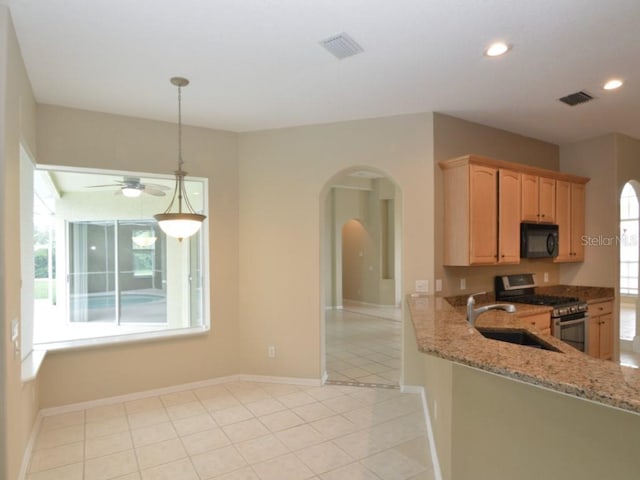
[603,79,623,90]
[485,42,511,57]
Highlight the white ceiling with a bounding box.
[3,0,639,145]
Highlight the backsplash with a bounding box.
[438,260,560,296]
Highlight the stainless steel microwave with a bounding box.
[520,223,559,258]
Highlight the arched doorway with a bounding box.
[619,181,640,366]
[320,167,402,387]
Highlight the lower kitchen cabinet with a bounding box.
[518,311,551,335]
[588,300,613,360]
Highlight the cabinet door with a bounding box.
[539,177,556,223]
[570,183,586,261]
[498,169,521,263]
[555,180,571,262]
[598,313,613,360]
[588,316,600,358]
[519,311,551,332]
[521,174,539,222]
[469,164,498,264]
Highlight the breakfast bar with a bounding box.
[407,293,640,414]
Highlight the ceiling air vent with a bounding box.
[319,32,364,59]
[558,90,595,106]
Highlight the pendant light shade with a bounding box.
[154,77,206,241]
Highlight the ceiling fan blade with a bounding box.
[143,186,167,196]
[86,183,122,188]
[144,182,171,191]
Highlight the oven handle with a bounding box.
[555,317,588,327]
[553,312,589,323]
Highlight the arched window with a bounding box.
[620,182,639,295]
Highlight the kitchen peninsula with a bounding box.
[407,293,640,413]
[407,288,640,479]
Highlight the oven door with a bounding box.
[553,313,589,353]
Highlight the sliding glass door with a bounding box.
[68,220,167,325]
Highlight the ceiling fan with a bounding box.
[86,176,170,198]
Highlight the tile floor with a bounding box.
[27,380,435,480]
[325,304,401,387]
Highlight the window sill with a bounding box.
[22,349,47,383]
[33,325,210,353]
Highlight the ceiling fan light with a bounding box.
[154,213,206,240]
[122,186,143,198]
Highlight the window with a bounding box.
[32,166,209,347]
[620,183,639,296]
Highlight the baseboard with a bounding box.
[402,384,443,480]
[39,374,321,417]
[18,412,43,480]
[237,374,322,387]
[343,298,398,308]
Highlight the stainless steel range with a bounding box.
[495,273,589,353]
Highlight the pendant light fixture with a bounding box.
[154,77,206,241]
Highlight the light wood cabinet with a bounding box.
[498,169,521,264]
[521,174,556,224]
[588,300,613,360]
[555,180,585,262]
[442,161,497,265]
[440,155,588,266]
[518,310,551,335]
[469,164,498,264]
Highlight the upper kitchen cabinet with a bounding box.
[441,159,497,265]
[440,156,520,266]
[521,174,556,223]
[498,169,521,264]
[555,180,586,262]
[440,155,588,267]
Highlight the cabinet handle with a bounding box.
[541,214,545,218]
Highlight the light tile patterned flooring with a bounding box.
[27,380,435,480]
[325,305,401,387]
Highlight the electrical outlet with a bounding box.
[268,345,276,358]
[460,278,466,290]
[544,272,549,283]
[435,279,442,292]
[415,280,428,292]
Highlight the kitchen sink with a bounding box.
[476,328,561,352]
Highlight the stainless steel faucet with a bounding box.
[467,292,516,326]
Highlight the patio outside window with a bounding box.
[32,166,208,347]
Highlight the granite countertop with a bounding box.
[407,293,640,414]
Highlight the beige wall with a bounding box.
[433,113,562,295]
[451,365,640,480]
[333,178,398,306]
[35,104,241,407]
[559,134,618,288]
[1,7,40,479]
[237,113,435,382]
[616,133,640,218]
[422,353,453,480]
